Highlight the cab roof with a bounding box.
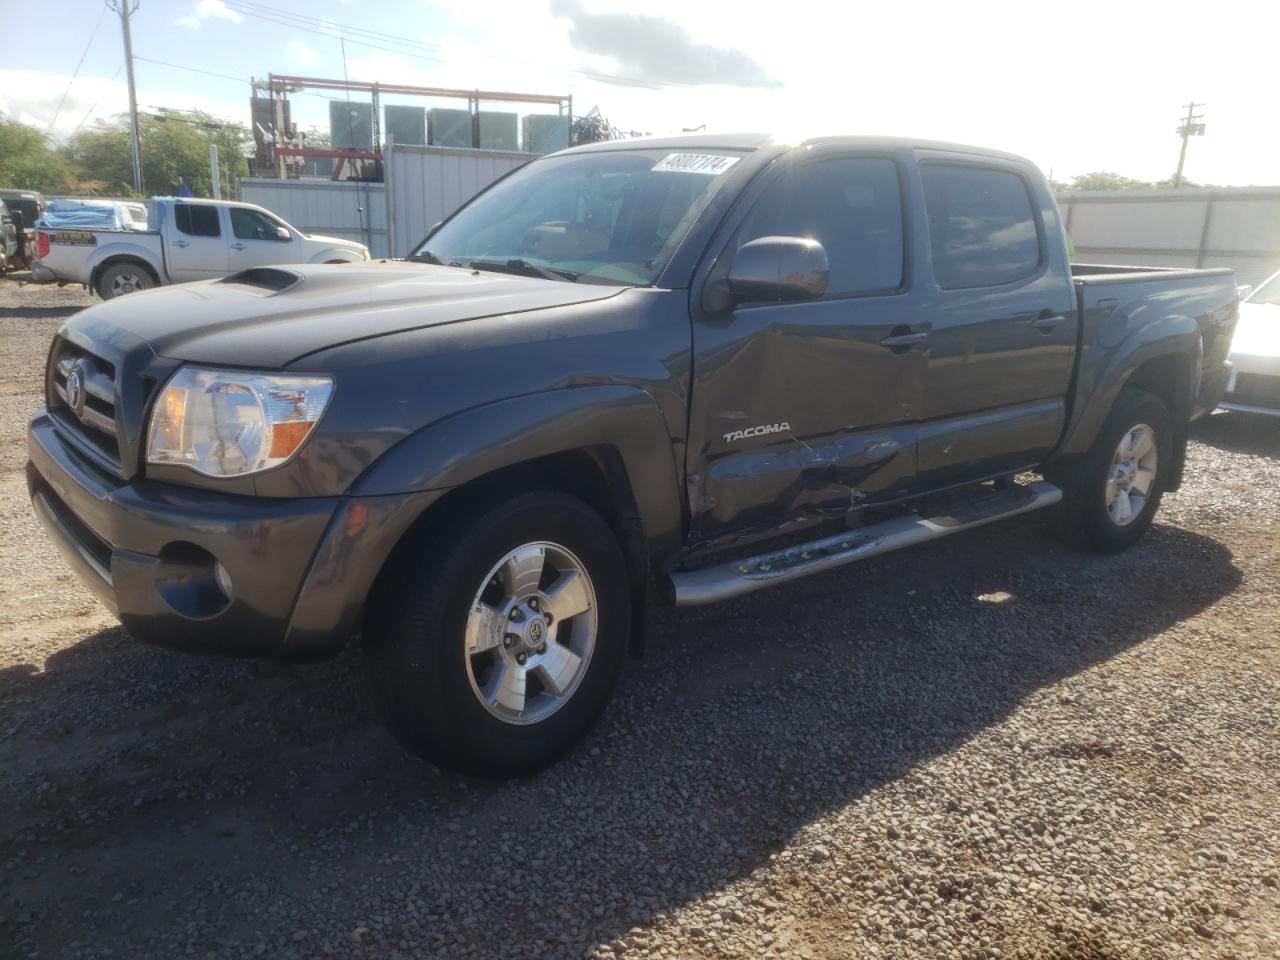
[554,131,1033,166]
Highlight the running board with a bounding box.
[669,480,1062,606]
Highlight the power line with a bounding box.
[132,56,348,102]
[217,0,665,91]
[69,61,126,137]
[45,5,110,137]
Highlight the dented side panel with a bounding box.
[686,294,928,548]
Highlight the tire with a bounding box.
[364,490,631,778]
[96,262,155,300]
[1047,387,1172,553]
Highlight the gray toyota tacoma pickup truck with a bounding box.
[27,134,1238,776]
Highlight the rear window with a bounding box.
[174,204,221,237]
[3,196,41,226]
[921,165,1041,289]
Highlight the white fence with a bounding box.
[1056,187,1280,287]
[238,178,389,258]
[237,144,535,261]
[385,143,534,257]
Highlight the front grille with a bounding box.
[1229,372,1280,408]
[48,340,122,471]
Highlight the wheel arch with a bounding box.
[289,386,686,660]
[1055,321,1197,491]
[90,254,161,295]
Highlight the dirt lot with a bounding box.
[1,275,1277,960]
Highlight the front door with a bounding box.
[167,203,228,281]
[687,149,927,550]
[226,206,298,271]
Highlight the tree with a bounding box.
[66,110,250,197]
[0,117,76,193]
[1063,171,1154,192]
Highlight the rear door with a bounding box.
[166,203,229,281]
[686,146,927,548]
[911,154,1078,487]
[226,206,299,271]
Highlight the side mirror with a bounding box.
[727,236,829,303]
[1236,284,1253,301]
[275,226,292,241]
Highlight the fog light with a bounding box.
[215,561,233,600]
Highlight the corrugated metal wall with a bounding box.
[237,178,389,258]
[1056,187,1280,287]
[386,143,535,257]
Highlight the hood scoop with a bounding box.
[218,267,302,294]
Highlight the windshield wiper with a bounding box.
[467,258,579,283]
[407,250,443,265]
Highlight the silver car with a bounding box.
[1221,270,1280,415]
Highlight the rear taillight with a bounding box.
[36,231,49,259]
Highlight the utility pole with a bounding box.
[1173,102,1205,189]
[209,144,221,199]
[110,0,144,195]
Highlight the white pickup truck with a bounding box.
[31,197,369,299]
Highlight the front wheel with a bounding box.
[364,491,630,778]
[1048,387,1172,553]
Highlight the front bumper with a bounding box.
[27,411,442,658]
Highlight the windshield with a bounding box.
[412,148,746,285]
[1247,270,1280,306]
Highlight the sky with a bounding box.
[1,0,1277,186]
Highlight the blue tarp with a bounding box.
[38,200,139,231]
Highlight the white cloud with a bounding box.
[287,38,321,68]
[177,0,243,30]
[0,68,246,145]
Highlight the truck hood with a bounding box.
[1229,302,1280,359]
[67,261,625,369]
[305,233,364,251]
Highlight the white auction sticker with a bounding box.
[652,153,741,175]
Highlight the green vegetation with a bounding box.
[0,111,249,197]
[0,118,77,194]
[1053,171,1206,192]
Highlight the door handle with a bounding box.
[880,330,928,348]
[1031,311,1064,333]
[172,239,189,248]
[230,242,247,250]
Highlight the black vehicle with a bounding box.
[0,199,23,273]
[0,188,43,267]
[26,134,1239,776]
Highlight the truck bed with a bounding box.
[1067,262,1238,433]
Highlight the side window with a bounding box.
[736,157,904,298]
[921,165,1041,289]
[174,204,221,238]
[231,208,288,241]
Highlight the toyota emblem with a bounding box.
[66,366,85,415]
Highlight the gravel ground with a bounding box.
[1,276,1277,960]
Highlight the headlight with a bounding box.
[146,366,334,478]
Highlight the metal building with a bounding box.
[239,142,535,260]
[1056,187,1280,287]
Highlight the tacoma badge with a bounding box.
[723,421,791,444]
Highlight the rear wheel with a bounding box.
[96,262,154,299]
[364,491,630,778]
[1048,387,1172,552]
